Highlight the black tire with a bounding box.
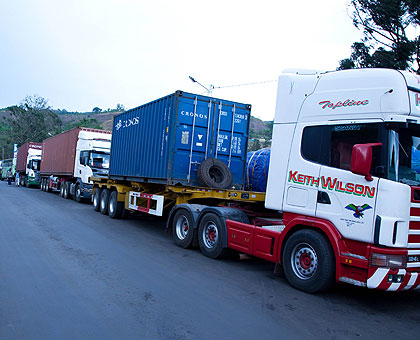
[24,177,29,188]
[59,183,65,197]
[198,213,229,259]
[172,209,195,248]
[93,188,102,212]
[63,182,70,199]
[20,177,25,187]
[100,189,110,215]
[197,158,233,189]
[108,190,124,219]
[74,184,83,203]
[282,230,335,293]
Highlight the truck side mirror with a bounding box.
[351,143,382,181]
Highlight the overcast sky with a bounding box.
[0,0,361,121]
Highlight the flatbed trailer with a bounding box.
[91,176,265,217]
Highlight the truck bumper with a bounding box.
[28,178,40,186]
[367,268,420,291]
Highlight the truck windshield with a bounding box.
[90,152,110,169]
[32,160,41,171]
[388,123,420,186]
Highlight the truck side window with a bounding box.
[302,123,384,172]
[301,126,328,164]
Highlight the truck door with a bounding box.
[315,123,382,244]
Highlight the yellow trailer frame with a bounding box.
[91,177,265,216]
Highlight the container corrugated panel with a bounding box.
[110,91,251,188]
[16,142,42,172]
[40,128,80,175]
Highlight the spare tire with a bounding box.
[197,158,233,189]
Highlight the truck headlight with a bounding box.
[370,253,407,268]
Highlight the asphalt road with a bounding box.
[0,181,419,340]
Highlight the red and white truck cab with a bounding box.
[259,68,420,292]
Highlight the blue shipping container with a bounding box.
[109,91,251,188]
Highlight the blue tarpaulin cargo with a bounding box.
[246,148,270,192]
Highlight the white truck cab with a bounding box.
[25,145,42,185]
[263,68,420,291]
[70,130,111,201]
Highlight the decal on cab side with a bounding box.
[288,170,376,198]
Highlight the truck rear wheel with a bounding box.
[60,183,65,197]
[172,209,195,249]
[63,182,70,199]
[108,190,124,219]
[282,229,335,293]
[100,189,110,215]
[93,188,102,212]
[198,213,229,259]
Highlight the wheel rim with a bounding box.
[290,242,318,280]
[93,192,99,207]
[175,215,189,240]
[202,222,218,249]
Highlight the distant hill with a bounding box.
[58,111,121,131]
[1,107,272,151]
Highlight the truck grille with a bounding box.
[408,187,420,268]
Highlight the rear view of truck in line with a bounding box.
[92,70,420,293]
[40,127,111,202]
[16,142,42,187]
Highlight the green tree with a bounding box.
[116,103,125,111]
[92,107,102,113]
[5,95,62,146]
[338,0,419,73]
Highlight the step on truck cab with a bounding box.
[92,70,420,293]
[16,142,42,187]
[40,127,111,202]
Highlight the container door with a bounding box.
[172,96,214,184]
[210,100,249,187]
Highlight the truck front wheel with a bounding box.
[282,229,335,293]
[74,185,83,203]
[172,209,195,249]
[100,189,110,215]
[198,213,229,259]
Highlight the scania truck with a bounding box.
[16,142,42,187]
[40,127,111,202]
[91,69,420,293]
